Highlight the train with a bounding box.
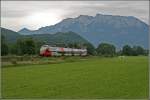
[40,45,87,57]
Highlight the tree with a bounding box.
[35,40,45,54]
[16,39,25,55]
[1,35,9,56]
[16,38,36,55]
[25,38,36,54]
[68,43,81,49]
[132,46,145,56]
[122,45,132,56]
[116,50,122,56]
[144,49,149,56]
[96,43,116,57]
[68,43,73,48]
[135,46,145,55]
[10,43,18,55]
[122,45,145,56]
[83,43,96,55]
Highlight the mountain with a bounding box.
[24,32,90,45]
[1,27,21,43]
[1,27,90,45]
[18,28,33,35]
[18,14,149,48]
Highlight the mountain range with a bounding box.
[18,14,149,48]
[3,13,149,48]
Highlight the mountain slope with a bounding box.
[25,32,90,45]
[18,14,149,48]
[1,28,90,45]
[1,27,21,43]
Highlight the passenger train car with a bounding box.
[40,45,87,57]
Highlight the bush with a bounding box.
[11,59,17,65]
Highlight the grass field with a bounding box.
[2,56,149,99]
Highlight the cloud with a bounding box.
[1,1,149,31]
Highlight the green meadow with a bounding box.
[2,56,149,99]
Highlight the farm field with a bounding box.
[2,56,149,99]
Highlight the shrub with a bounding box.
[11,59,17,65]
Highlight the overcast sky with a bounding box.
[1,1,149,31]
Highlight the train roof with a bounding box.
[41,45,87,49]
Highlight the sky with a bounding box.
[1,1,149,31]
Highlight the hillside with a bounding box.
[1,28,90,45]
[1,27,21,43]
[25,32,90,45]
[18,14,149,48]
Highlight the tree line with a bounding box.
[1,35,149,56]
[1,35,44,56]
[96,43,148,56]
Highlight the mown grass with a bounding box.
[2,56,149,99]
